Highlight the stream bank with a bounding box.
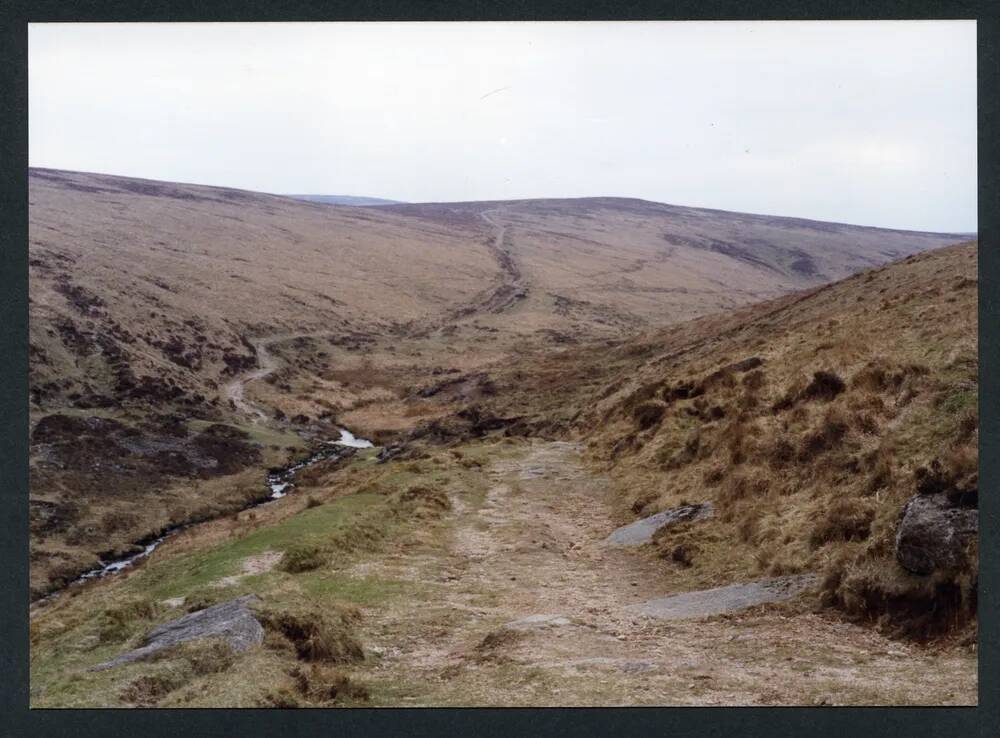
[35,427,375,605]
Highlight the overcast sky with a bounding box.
[29,21,976,231]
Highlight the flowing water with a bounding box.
[331,427,374,449]
[44,427,375,600]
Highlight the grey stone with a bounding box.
[895,494,978,575]
[627,574,818,620]
[90,595,264,671]
[503,614,574,631]
[604,502,714,547]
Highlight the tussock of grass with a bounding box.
[473,628,524,664]
[120,674,179,706]
[257,664,369,708]
[822,553,978,640]
[391,484,453,517]
[98,598,158,644]
[632,401,667,430]
[809,499,874,549]
[182,589,226,613]
[118,638,236,706]
[255,603,364,664]
[278,543,327,574]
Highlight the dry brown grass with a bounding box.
[97,597,159,644]
[527,241,979,638]
[118,639,237,706]
[257,664,370,708]
[390,484,453,517]
[28,167,968,599]
[255,603,364,664]
[632,401,667,430]
[472,628,525,664]
[809,499,875,549]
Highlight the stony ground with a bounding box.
[341,440,977,706]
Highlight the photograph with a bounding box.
[26,19,978,708]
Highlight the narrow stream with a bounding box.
[47,427,375,599]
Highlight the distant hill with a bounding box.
[284,194,404,206]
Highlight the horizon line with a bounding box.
[28,165,978,236]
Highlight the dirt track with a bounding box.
[403,209,527,337]
[223,334,325,422]
[345,440,977,706]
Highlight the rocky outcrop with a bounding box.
[604,502,714,547]
[91,595,264,671]
[895,494,978,576]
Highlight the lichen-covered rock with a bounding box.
[895,495,977,576]
[91,595,263,671]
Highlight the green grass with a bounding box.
[133,493,384,600]
[939,389,976,415]
[30,438,512,708]
[298,572,417,607]
[30,491,389,706]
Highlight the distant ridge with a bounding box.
[285,194,404,207]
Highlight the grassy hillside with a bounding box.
[29,242,978,707]
[29,169,966,599]
[479,241,978,638]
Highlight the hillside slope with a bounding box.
[28,243,978,708]
[30,169,966,422]
[475,241,978,638]
[28,168,968,599]
[384,197,966,336]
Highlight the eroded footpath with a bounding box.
[347,440,977,706]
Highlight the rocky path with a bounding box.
[475,208,527,315]
[223,336,282,421]
[349,440,977,706]
[403,209,527,337]
[222,331,336,422]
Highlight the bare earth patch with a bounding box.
[212,551,283,589]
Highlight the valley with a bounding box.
[27,168,977,707]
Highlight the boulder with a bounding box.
[90,595,264,671]
[604,502,714,547]
[895,494,977,576]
